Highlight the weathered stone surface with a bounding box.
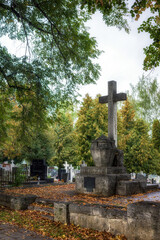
[0,193,36,210]
[80,166,127,175]
[54,200,160,240]
[69,203,127,219]
[91,135,116,167]
[99,81,127,146]
[69,203,127,235]
[76,174,117,196]
[54,202,70,224]
[127,201,160,240]
[116,180,146,196]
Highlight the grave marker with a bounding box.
[99,80,127,146]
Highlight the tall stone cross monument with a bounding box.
[99,81,127,146]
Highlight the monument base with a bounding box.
[116,180,146,195]
[76,165,149,197]
[76,136,149,197]
[76,166,133,197]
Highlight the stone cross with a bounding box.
[63,161,69,173]
[11,160,15,172]
[69,164,74,182]
[99,80,127,146]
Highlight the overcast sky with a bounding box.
[78,11,160,100]
[1,10,159,101]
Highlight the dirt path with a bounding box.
[0,222,54,240]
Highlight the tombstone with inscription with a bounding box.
[30,159,47,180]
[76,80,148,196]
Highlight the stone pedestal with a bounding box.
[76,135,147,196]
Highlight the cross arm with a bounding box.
[114,93,127,102]
[99,95,108,103]
[99,92,127,104]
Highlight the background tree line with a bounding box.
[1,76,160,175]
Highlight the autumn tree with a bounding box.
[118,99,159,174]
[0,97,52,164]
[152,119,160,152]
[0,97,23,163]
[76,94,108,166]
[118,99,135,150]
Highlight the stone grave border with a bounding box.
[0,191,160,240]
[0,191,36,210]
[54,200,160,240]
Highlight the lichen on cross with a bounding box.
[99,81,127,146]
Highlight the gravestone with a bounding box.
[30,159,47,180]
[58,168,67,181]
[76,80,148,196]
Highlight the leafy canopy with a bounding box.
[0,0,102,133]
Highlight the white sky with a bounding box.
[78,11,160,100]
[1,10,159,101]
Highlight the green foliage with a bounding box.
[0,95,52,163]
[152,119,160,152]
[131,1,160,70]
[118,99,159,174]
[12,167,27,186]
[0,0,101,137]
[130,75,160,124]
[22,131,52,163]
[76,94,108,165]
[80,0,129,32]
[48,110,77,168]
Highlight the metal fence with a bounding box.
[0,167,29,190]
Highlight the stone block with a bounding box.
[0,193,36,210]
[10,194,37,210]
[69,203,127,235]
[80,166,127,175]
[76,174,117,196]
[127,201,160,240]
[95,175,117,196]
[54,202,70,224]
[91,135,116,167]
[116,180,146,196]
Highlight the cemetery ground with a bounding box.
[0,183,160,239]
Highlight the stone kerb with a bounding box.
[70,203,127,235]
[0,192,36,210]
[54,200,160,240]
[127,201,160,240]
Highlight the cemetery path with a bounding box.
[4,183,160,208]
[0,221,54,240]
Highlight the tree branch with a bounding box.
[0,66,31,91]
[0,2,50,35]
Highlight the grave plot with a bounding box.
[3,183,160,208]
